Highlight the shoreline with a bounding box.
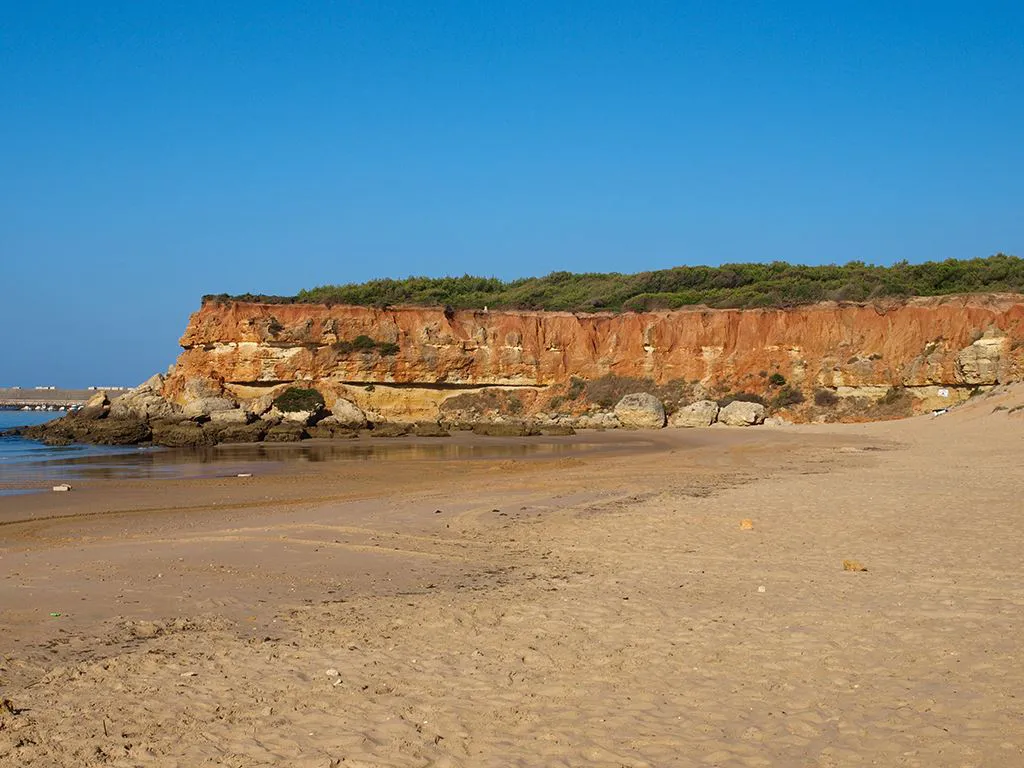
[0,429,671,496]
[1,394,1022,765]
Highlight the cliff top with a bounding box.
[204,254,1024,313]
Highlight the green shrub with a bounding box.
[868,386,914,419]
[272,387,325,413]
[768,373,787,387]
[585,375,652,408]
[814,389,840,407]
[567,377,586,400]
[580,375,694,413]
[333,336,400,356]
[878,386,906,406]
[440,389,523,417]
[210,254,1024,312]
[772,386,804,408]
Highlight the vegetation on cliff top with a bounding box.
[204,254,1024,312]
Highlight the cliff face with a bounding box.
[163,296,1024,420]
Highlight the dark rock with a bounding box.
[22,421,65,441]
[413,422,450,437]
[213,422,269,444]
[76,391,111,421]
[152,422,217,447]
[540,425,576,436]
[149,417,192,429]
[471,422,540,437]
[41,434,74,446]
[264,424,306,442]
[84,418,152,445]
[75,405,110,421]
[441,421,476,432]
[27,415,151,446]
[305,424,359,440]
[370,423,412,438]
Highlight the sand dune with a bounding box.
[2,390,1023,766]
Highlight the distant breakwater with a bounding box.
[0,388,100,411]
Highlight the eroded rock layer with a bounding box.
[161,295,1024,421]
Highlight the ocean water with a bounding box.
[0,410,63,430]
[0,410,149,493]
[0,409,619,494]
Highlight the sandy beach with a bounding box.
[2,392,1023,767]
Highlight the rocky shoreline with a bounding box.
[13,294,1022,449]
[11,376,776,448]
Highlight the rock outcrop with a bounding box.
[954,330,1006,385]
[719,401,767,426]
[670,400,720,428]
[109,374,179,420]
[614,393,666,429]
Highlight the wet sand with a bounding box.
[1,397,1023,767]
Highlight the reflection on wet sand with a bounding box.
[0,434,658,489]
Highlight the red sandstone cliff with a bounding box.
[163,295,1024,420]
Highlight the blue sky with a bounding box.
[2,1,1022,386]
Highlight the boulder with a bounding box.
[371,423,412,438]
[613,393,666,429]
[440,421,475,432]
[152,422,218,447]
[540,424,576,436]
[267,406,322,426]
[85,391,109,408]
[26,415,151,445]
[413,422,450,437]
[264,423,306,442]
[73,393,110,421]
[305,424,359,440]
[183,377,225,399]
[182,397,237,420]
[208,408,252,425]
[213,422,269,444]
[137,374,165,394]
[471,422,539,437]
[244,386,291,418]
[955,332,1005,385]
[322,399,367,429]
[82,418,152,445]
[109,374,179,421]
[670,400,719,428]
[110,393,178,420]
[719,400,767,426]
[571,412,621,430]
